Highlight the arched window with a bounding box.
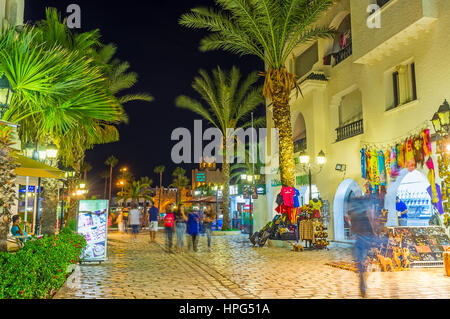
[293,113,307,153]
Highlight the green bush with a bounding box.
[0,228,87,299]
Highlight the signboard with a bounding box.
[256,184,266,195]
[196,172,206,182]
[77,200,109,262]
[19,186,40,193]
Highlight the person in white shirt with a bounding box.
[129,202,141,242]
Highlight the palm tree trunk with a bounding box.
[222,161,231,231]
[271,79,296,187]
[41,178,59,236]
[109,165,113,204]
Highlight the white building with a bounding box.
[264,0,450,241]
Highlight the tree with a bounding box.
[117,180,153,207]
[170,167,190,204]
[139,176,153,216]
[180,0,336,187]
[100,170,110,199]
[105,156,119,206]
[154,165,166,210]
[81,161,93,183]
[175,66,264,230]
[0,126,19,252]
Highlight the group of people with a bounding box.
[115,199,217,253]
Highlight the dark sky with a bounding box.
[24,0,264,195]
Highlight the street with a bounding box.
[55,231,450,299]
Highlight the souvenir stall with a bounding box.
[250,186,330,251]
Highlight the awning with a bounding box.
[13,155,65,179]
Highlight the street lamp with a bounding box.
[38,145,47,162]
[298,150,327,201]
[0,74,13,120]
[46,143,58,160]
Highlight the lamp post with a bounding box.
[298,150,327,202]
[0,74,13,120]
[432,100,450,137]
[241,174,259,236]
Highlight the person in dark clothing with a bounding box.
[346,195,376,298]
[187,209,200,252]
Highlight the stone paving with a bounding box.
[54,231,450,299]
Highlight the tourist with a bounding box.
[164,204,175,252]
[396,197,408,226]
[175,204,188,253]
[346,195,376,298]
[202,204,215,251]
[129,202,141,242]
[123,207,129,233]
[11,215,28,243]
[116,210,125,233]
[148,199,160,243]
[187,209,201,252]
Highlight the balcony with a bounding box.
[332,44,352,67]
[293,138,307,153]
[377,0,391,8]
[336,119,364,142]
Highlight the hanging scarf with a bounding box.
[378,150,387,186]
[426,157,439,204]
[422,129,432,157]
[384,149,391,177]
[390,147,400,178]
[370,150,380,186]
[397,143,405,168]
[405,137,416,172]
[361,148,367,179]
[413,136,424,168]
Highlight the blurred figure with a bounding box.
[129,202,141,242]
[116,211,125,233]
[123,207,129,233]
[187,209,201,252]
[164,204,175,252]
[396,197,408,226]
[175,204,188,253]
[346,195,376,297]
[148,199,160,243]
[202,204,215,251]
[11,215,28,243]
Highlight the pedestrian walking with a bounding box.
[175,204,188,253]
[129,203,141,242]
[116,211,125,233]
[202,204,215,251]
[148,199,160,243]
[164,204,175,252]
[346,195,376,298]
[187,209,200,252]
[123,207,129,233]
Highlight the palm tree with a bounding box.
[105,156,119,205]
[81,161,93,183]
[0,126,18,252]
[170,167,190,205]
[154,165,165,210]
[175,66,264,230]
[180,0,336,187]
[117,180,153,207]
[139,176,153,216]
[100,170,110,199]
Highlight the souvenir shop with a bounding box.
[251,186,330,251]
[358,127,450,268]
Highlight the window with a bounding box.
[386,62,417,110]
[294,42,318,79]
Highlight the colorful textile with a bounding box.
[298,220,314,241]
[427,184,444,215]
[397,144,405,168]
[281,187,295,207]
[414,136,424,168]
[361,149,367,179]
[378,151,387,186]
[390,147,400,178]
[384,149,391,177]
[370,150,380,185]
[405,138,416,172]
[426,158,439,204]
[422,129,432,157]
[293,188,300,208]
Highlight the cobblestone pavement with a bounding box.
[54,231,450,299]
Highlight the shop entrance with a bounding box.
[385,169,432,226]
[333,179,363,241]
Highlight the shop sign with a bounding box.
[256,185,266,195]
[77,200,109,262]
[196,172,206,182]
[271,179,282,187]
[296,175,310,186]
[19,186,40,193]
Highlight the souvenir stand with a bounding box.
[250,186,330,251]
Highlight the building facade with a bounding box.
[264,0,449,241]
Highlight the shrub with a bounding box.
[0,228,87,299]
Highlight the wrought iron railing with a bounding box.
[294,138,307,153]
[336,119,364,142]
[333,44,352,66]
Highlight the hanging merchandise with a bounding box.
[384,148,391,177]
[405,137,416,172]
[361,148,367,179]
[390,147,400,178]
[426,157,439,204]
[310,198,322,218]
[378,150,387,186]
[397,143,405,168]
[293,188,300,208]
[414,136,425,168]
[422,129,432,157]
[427,184,444,215]
[281,187,295,207]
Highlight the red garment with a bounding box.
[422,129,432,156]
[275,205,294,221]
[281,187,295,207]
[313,210,321,219]
[405,138,416,172]
[164,212,175,227]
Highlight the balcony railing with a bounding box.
[336,119,364,142]
[293,138,307,153]
[377,0,391,8]
[333,44,352,66]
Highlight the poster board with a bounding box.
[77,200,109,262]
[386,226,450,264]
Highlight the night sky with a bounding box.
[24,0,264,195]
